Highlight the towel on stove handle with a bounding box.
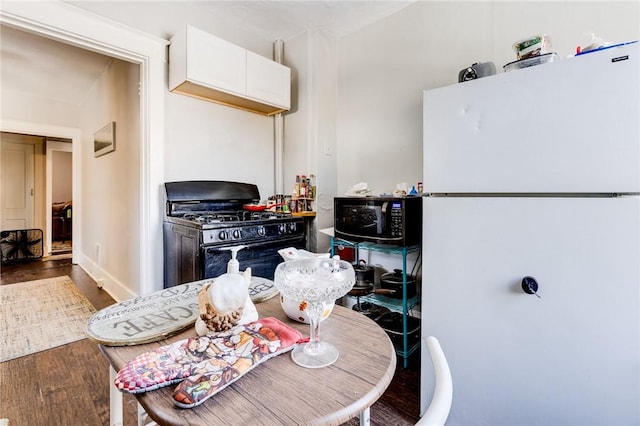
[114,317,305,408]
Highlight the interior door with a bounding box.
[1,138,35,231]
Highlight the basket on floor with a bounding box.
[1,229,44,265]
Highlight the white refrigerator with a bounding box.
[421,42,639,425]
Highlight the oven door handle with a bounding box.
[203,235,305,254]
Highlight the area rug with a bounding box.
[50,240,72,255]
[0,275,96,362]
[43,252,73,261]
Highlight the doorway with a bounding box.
[0,132,44,232]
[0,132,73,259]
[0,2,167,295]
[47,139,73,256]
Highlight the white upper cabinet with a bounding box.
[169,25,291,116]
[186,27,245,95]
[246,50,291,111]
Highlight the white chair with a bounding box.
[416,336,453,426]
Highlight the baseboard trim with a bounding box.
[77,253,136,302]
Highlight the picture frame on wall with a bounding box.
[94,121,116,157]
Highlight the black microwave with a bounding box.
[334,196,422,246]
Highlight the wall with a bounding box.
[79,59,141,299]
[52,150,72,202]
[1,90,82,129]
[163,92,276,199]
[283,30,339,254]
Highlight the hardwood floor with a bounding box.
[0,258,139,425]
[0,258,421,425]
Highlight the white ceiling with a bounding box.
[68,0,415,41]
[0,1,414,108]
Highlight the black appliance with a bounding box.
[1,229,44,265]
[334,196,422,246]
[163,181,305,288]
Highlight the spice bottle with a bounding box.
[309,174,316,199]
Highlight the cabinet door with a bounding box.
[246,50,290,109]
[187,26,245,96]
[420,196,640,425]
[163,223,201,288]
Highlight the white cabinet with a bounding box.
[246,51,290,111]
[169,25,290,116]
[184,27,245,95]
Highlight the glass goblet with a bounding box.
[274,257,355,368]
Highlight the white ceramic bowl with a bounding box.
[280,295,334,324]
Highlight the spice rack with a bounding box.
[329,237,420,368]
[291,174,315,214]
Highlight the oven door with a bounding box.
[202,235,305,280]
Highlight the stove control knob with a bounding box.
[288,223,297,232]
[278,224,286,234]
[232,229,241,239]
[218,230,227,241]
[257,226,266,237]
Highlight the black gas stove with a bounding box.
[166,210,303,245]
[163,181,305,288]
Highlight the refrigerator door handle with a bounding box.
[521,276,541,298]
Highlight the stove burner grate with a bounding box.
[176,210,293,225]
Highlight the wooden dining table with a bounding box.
[99,295,397,425]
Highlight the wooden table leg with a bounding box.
[109,366,123,426]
